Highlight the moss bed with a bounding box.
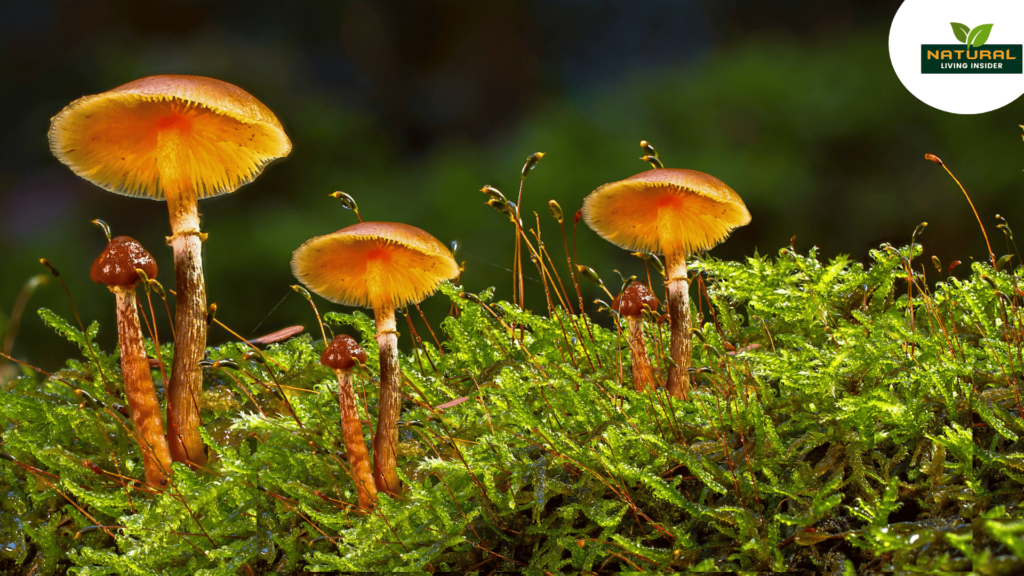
[0,241,1021,573]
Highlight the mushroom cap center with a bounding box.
[155,112,193,133]
[655,194,682,208]
[365,246,394,263]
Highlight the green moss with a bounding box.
[0,241,1020,573]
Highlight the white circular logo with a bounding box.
[889,0,1024,114]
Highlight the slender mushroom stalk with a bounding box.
[91,236,173,489]
[582,167,750,400]
[372,306,402,495]
[321,335,376,511]
[49,75,291,464]
[615,282,659,392]
[663,251,692,398]
[291,221,459,496]
[158,118,209,465]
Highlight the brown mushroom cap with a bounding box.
[582,168,751,256]
[614,282,659,317]
[91,236,158,287]
[292,221,459,309]
[320,335,367,371]
[48,75,291,201]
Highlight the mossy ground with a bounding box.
[0,240,1022,573]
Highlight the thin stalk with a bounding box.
[336,369,377,510]
[161,124,208,466]
[113,287,174,488]
[372,306,403,495]
[625,316,656,392]
[928,154,995,265]
[413,303,444,354]
[140,290,169,386]
[555,221,578,316]
[403,310,438,374]
[664,251,692,399]
[2,275,46,358]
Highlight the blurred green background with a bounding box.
[2,0,1023,370]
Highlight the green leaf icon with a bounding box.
[968,23,993,47]
[951,22,970,43]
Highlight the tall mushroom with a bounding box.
[614,282,659,392]
[49,75,292,464]
[91,236,174,489]
[291,222,459,495]
[321,335,377,511]
[583,168,750,399]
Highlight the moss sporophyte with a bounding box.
[0,76,1017,571]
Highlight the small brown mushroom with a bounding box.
[91,236,173,489]
[614,282,659,392]
[583,168,750,399]
[292,221,458,495]
[321,335,377,511]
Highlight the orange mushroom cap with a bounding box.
[291,221,459,310]
[48,75,291,200]
[582,168,751,256]
[91,236,158,287]
[321,335,367,371]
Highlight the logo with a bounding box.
[889,0,1024,114]
[920,23,1022,74]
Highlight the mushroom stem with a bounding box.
[664,250,691,400]
[336,369,377,510]
[625,315,656,392]
[112,287,174,489]
[372,306,403,495]
[159,126,209,466]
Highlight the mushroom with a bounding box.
[91,236,174,488]
[583,168,750,399]
[613,282,659,392]
[49,75,292,465]
[291,222,459,495]
[321,334,377,510]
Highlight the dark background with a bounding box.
[2,0,1022,370]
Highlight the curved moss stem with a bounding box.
[626,315,656,393]
[113,287,174,488]
[372,306,402,495]
[664,251,691,400]
[159,126,208,466]
[337,369,377,510]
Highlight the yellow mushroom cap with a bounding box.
[582,168,751,256]
[292,221,459,310]
[48,75,291,200]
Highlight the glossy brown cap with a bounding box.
[49,75,291,201]
[321,335,367,371]
[614,282,659,317]
[292,221,459,310]
[91,236,157,287]
[583,168,751,256]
